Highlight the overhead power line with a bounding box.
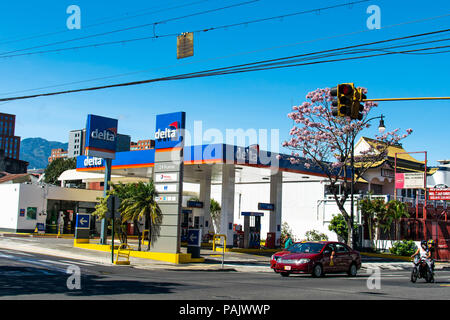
[0,0,214,46]
[0,0,371,59]
[1,28,449,103]
[3,12,449,97]
[0,0,261,57]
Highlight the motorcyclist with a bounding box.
[411,240,432,272]
[427,239,436,273]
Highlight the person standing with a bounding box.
[284,234,293,249]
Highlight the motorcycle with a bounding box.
[411,256,434,283]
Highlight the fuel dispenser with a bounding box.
[242,212,264,249]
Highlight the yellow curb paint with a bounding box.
[360,252,412,261]
[73,239,90,244]
[73,242,204,264]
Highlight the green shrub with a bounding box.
[389,240,417,256]
[305,229,328,241]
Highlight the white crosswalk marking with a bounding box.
[1,250,33,256]
[60,260,96,266]
[40,259,72,266]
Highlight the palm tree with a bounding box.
[119,181,162,251]
[210,198,221,234]
[385,200,409,241]
[359,196,386,250]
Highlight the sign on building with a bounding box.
[153,112,186,254]
[428,188,450,200]
[85,114,118,159]
[395,172,425,189]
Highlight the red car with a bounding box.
[273,241,361,277]
[270,242,305,270]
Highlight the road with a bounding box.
[0,248,449,300]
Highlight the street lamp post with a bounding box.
[351,114,386,249]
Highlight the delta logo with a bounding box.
[155,121,179,140]
[90,127,117,142]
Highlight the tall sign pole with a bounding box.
[84,114,118,246]
[100,158,112,244]
[152,112,186,254]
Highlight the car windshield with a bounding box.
[290,242,325,254]
[287,242,304,252]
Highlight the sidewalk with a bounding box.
[1,234,448,273]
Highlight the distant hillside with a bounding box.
[20,138,68,169]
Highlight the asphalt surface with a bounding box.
[0,247,449,300]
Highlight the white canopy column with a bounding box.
[219,164,235,247]
[269,170,283,247]
[199,165,212,235]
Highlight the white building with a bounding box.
[0,183,102,233]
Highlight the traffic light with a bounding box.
[351,88,367,120]
[330,83,354,117]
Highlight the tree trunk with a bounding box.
[135,219,142,251]
[346,219,353,248]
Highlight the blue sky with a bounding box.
[0,0,449,165]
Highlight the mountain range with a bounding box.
[20,138,68,169]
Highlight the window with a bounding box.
[335,243,349,253]
[26,207,37,220]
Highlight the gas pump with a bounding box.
[242,212,264,249]
[181,209,192,242]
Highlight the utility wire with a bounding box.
[1,29,449,103]
[2,12,449,97]
[0,0,261,56]
[0,0,214,46]
[0,0,370,59]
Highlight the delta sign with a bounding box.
[154,112,186,149]
[85,114,118,159]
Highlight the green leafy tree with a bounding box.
[383,200,409,240]
[120,181,162,251]
[305,229,328,241]
[328,214,348,243]
[359,196,386,249]
[281,222,296,245]
[210,198,221,234]
[92,181,162,251]
[44,158,76,185]
[389,240,417,256]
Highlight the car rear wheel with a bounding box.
[281,272,290,277]
[347,263,357,277]
[312,264,323,278]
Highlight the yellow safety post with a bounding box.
[114,243,131,265]
[212,234,227,252]
[212,234,227,268]
[141,229,149,247]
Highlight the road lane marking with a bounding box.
[60,260,97,266]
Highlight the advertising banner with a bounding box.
[85,114,118,159]
[154,112,185,150]
[428,188,450,200]
[395,172,425,189]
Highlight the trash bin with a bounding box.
[266,232,275,249]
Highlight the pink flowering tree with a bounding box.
[281,87,413,247]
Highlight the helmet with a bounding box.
[421,240,427,247]
[427,239,435,248]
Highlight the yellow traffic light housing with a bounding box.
[330,83,355,117]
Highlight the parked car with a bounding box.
[270,241,305,270]
[273,241,361,277]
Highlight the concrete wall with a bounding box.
[211,181,354,242]
[17,184,47,232]
[0,183,102,233]
[0,184,20,232]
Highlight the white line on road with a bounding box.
[60,260,98,266]
[0,250,33,256]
